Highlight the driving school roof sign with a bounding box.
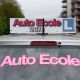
[10,18,76,34]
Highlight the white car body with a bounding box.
[0,34,80,45]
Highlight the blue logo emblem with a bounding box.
[62,19,75,32]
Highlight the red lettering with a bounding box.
[24,19,30,26]
[0,66,10,74]
[36,19,62,27]
[52,19,57,26]
[50,65,57,72]
[13,19,35,27]
[36,19,43,26]
[48,20,53,27]
[62,66,70,74]
[28,65,35,72]
[18,21,23,26]
[13,19,62,27]
[13,19,19,26]
[57,20,62,26]
[29,20,35,27]
[14,66,23,74]
[44,20,48,27]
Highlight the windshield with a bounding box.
[0,45,80,80]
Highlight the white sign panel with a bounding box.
[10,18,76,34]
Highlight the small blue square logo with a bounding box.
[62,19,75,32]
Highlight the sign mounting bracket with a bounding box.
[37,18,48,36]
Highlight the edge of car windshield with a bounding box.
[0,45,80,49]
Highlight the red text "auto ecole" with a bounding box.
[13,19,62,27]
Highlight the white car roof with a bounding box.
[0,34,80,45]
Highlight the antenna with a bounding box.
[37,18,48,36]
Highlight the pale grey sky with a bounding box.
[17,0,62,18]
